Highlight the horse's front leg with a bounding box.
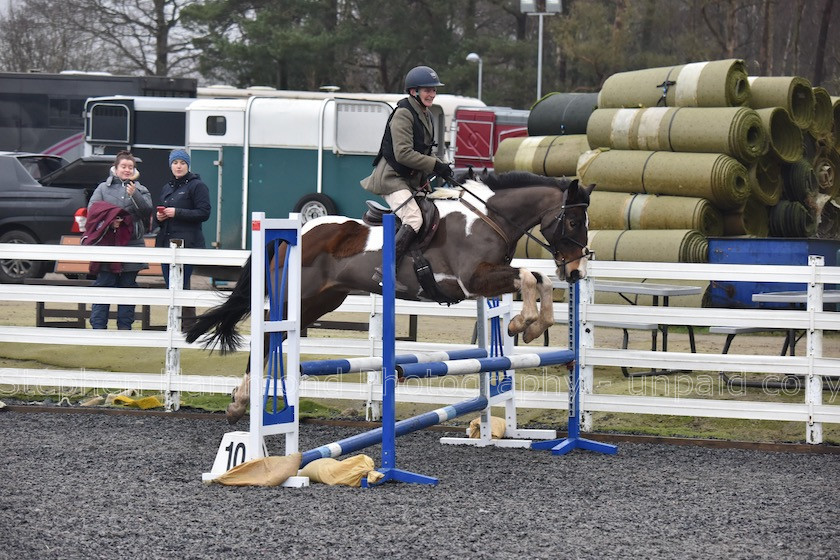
[468,265,538,336]
[522,272,554,343]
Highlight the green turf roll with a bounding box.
[588,229,708,263]
[754,107,803,163]
[723,195,770,237]
[748,76,815,129]
[598,59,750,108]
[577,149,751,210]
[527,92,599,136]
[769,200,817,237]
[494,135,590,176]
[586,106,767,164]
[589,191,724,236]
[810,87,833,139]
[747,154,782,206]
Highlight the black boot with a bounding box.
[372,224,417,291]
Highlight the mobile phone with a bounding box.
[157,206,165,213]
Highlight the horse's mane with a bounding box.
[481,171,570,191]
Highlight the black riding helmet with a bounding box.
[404,66,444,92]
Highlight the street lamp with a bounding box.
[520,0,562,100]
[466,52,482,101]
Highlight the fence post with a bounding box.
[164,239,184,411]
[805,255,824,444]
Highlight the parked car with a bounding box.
[0,153,115,283]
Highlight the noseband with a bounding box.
[538,201,590,277]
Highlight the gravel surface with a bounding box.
[2,410,839,560]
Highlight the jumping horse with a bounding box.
[186,171,594,424]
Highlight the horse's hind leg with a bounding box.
[226,372,251,425]
[522,272,554,343]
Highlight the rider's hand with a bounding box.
[433,161,453,180]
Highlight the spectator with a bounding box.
[87,151,153,330]
[154,148,211,290]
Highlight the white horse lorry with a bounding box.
[84,89,485,251]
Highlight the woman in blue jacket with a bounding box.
[155,149,211,290]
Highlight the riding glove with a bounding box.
[433,161,454,180]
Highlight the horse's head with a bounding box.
[540,179,595,283]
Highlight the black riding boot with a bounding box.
[372,224,417,291]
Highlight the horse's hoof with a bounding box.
[226,402,246,425]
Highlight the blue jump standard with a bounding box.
[531,282,617,456]
[300,348,489,376]
[396,350,575,379]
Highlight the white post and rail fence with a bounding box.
[1,241,838,444]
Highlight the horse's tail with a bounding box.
[185,254,253,353]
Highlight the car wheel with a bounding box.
[0,230,46,283]
[293,193,337,223]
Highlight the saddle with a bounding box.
[362,195,461,304]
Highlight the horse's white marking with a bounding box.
[437,179,494,236]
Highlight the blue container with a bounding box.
[707,237,840,308]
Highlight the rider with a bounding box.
[361,65,454,288]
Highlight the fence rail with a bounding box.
[1,243,839,443]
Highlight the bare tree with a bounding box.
[65,0,199,77]
[0,1,110,72]
[813,0,835,86]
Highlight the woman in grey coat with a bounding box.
[86,150,154,330]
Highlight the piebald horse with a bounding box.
[186,171,594,423]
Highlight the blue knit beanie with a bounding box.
[169,149,190,168]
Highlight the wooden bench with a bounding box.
[24,278,164,330]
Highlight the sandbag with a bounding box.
[494,135,590,176]
[211,453,302,487]
[586,106,767,163]
[588,229,708,263]
[298,454,384,487]
[528,92,599,136]
[589,191,724,236]
[597,59,750,108]
[577,149,751,210]
[748,76,815,129]
[468,416,507,439]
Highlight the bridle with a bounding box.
[538,200,590,279]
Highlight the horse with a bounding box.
[186,171,594,424]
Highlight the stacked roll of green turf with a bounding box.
[747,154,783,206]
[810,87,834,139]
[812,143,840,199]
[527,92,599,136]
[597,59,750,108]
[589,191,724,236]
[723,195,770,237]
[754,107,803,163]
[494,135,590,176]
[769,200,817,237]
[830,97,840,146]
[748,76,815,129]
[783,159,818,202]
[587,229,708,263]
[577,149,750,210]
[586,106,768,163]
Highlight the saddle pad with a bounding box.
[427,187,462,199]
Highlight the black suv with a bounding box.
[0,153,115,283]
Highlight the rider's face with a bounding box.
[414,87,437,108]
